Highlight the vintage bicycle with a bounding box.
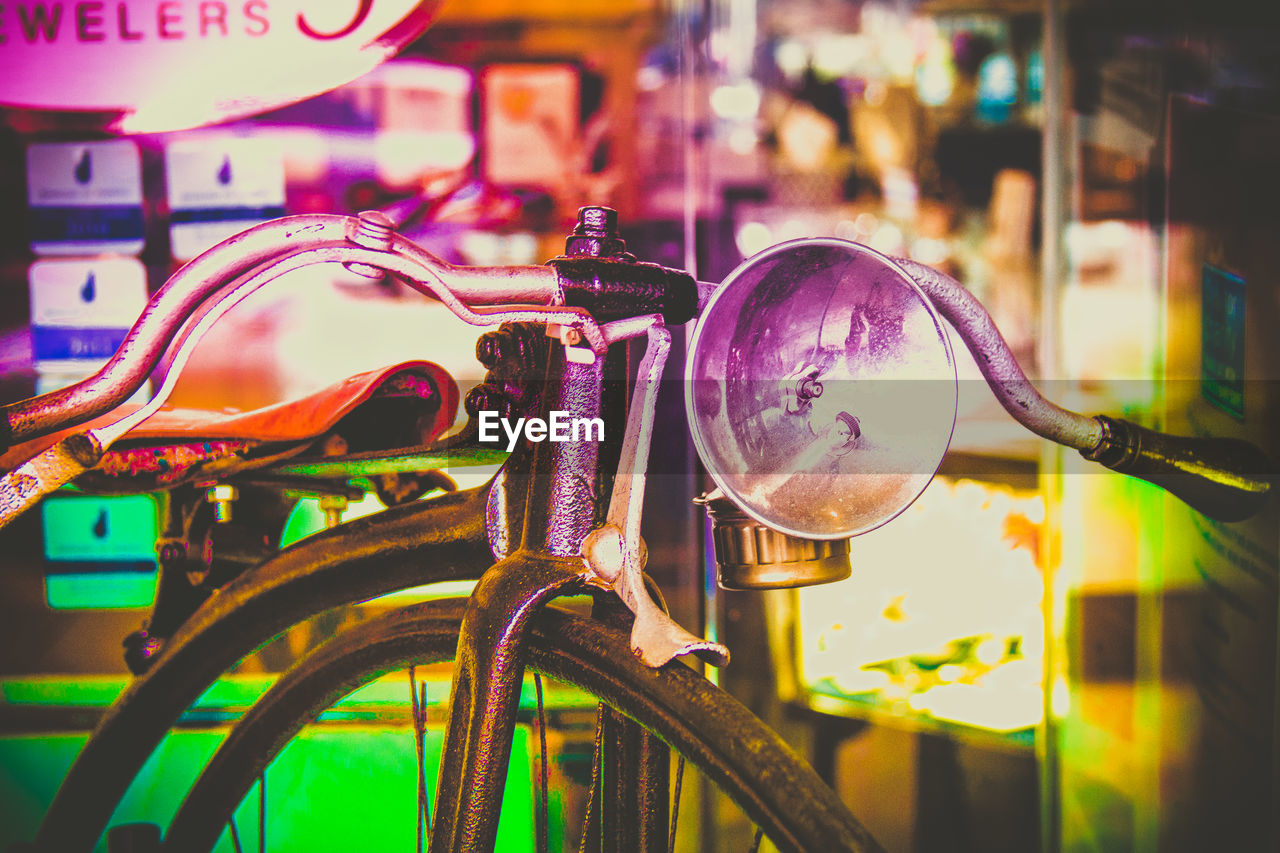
[0,205,1270,852]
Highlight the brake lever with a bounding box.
[581,320,730,668]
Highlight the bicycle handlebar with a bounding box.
[0,211,1271,526]
[3,214,351,448]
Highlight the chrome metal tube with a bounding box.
[391,235,562,305]
[3,214,353,443]
[894,256,1103,451]
[4,216,564,446]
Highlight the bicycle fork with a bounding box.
[430,336,672,853]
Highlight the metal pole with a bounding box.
[1038,0,1066,851]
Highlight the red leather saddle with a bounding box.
[1,361,459,493]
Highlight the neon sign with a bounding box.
[0,1,444,131]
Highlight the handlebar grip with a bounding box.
[1081,415,1272,522]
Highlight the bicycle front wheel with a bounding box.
[161,597,883,853]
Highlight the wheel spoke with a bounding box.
[578,705,606,853]
[161,600,883,853]
[228,815,244,853]
[534,672,550,853]
[257,771,265,853]
[420,680,431,843]
[668,756,684,853]
[410,666,427,853]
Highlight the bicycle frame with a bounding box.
[28,368,761,852]
[24,207,724,853]
[7,204,1271,853]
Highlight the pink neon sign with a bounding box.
[0,1,444,131]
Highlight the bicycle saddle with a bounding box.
[0,361,458,494]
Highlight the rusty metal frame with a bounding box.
[32,334,682,853]
[34,484,493,853]
[425,322,673,852]
[429,554,589,851]
[25,207,882,853]
[159,599,881,853]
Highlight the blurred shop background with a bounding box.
[1,0,1279,851]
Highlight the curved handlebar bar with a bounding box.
[3,214,355,446]
[0,211,697,452]
[895,257,1272,522]
[894,257,1103,450]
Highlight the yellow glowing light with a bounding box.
[775,40,809,79]
[812,35,867,78]
[1051,676,1071,719]
[798,477,1045,733]
[912,681,1042,732]
[372,578,480,605]
[753,570,802,586]
[845,668,892,695]
[710,82,762,121]
[915,54,955,107]
[883,33,918,82]
[735,221,774,258]
[937,664,964,683]
[867,222,905,255]
[910,236,951,266]
[870,130,898,165]
[861,3,896,37]
[1024,495,1046,525]
[778,104,837,172]
[864,81,888,107]
[974,637,1006,666]
[882,682,910,702]
[728,125,759,155]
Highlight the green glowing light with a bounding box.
[42,494,158,561]
[278,492,389,549]
[45,570,158,610]
[0,727,535,852]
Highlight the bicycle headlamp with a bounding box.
[696,490,852,590]
[686,239,958,541]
